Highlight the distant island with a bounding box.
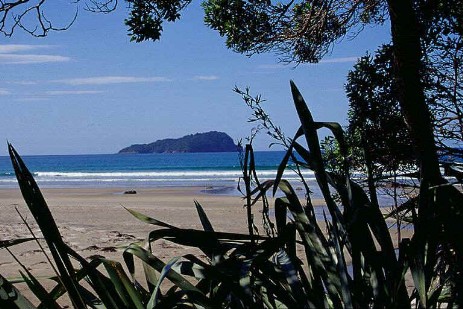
[118,131,240,154]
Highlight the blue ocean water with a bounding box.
[0,151,312,190]
[2,151,459,208]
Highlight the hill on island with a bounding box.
[118,131,239,153]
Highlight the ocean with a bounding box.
[0,151,310,192]
[3,151,457,208]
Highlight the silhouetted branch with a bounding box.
[0,0,118,37]
[85,0,117,13]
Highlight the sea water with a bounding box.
[2,151,458,209]
[0,151,313,192]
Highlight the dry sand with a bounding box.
[0,186,413,306]
[0,187,250,273]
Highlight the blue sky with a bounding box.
[1,2,391,155]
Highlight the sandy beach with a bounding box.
[0,187,251,305]
[0,186,412,306]
[0,187,250,270]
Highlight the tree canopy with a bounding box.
[345,45,416,173]
[420,4,463,156]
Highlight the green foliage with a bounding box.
[0,274,36,308]
[112,0,389,63]
[202,0,273,54]
[345,45,416,174]
[346,38,463,164]
[125,0,192,42]
[201,0,388,63]
[419,2,463,157]
[320,136,345,176]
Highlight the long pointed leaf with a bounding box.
[8,144,86,309]
[0,238,36,249]
[124,207,177,229]
[99,258,144,309]
[273,127,304,196]
[290,81,352,306]
[194,201,215,233]
[19,270,61,309]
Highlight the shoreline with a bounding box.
[0,186,413,305]
[0,185,409,238]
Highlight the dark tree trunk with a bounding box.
[386,0,443,185]
[386,1,445,306]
